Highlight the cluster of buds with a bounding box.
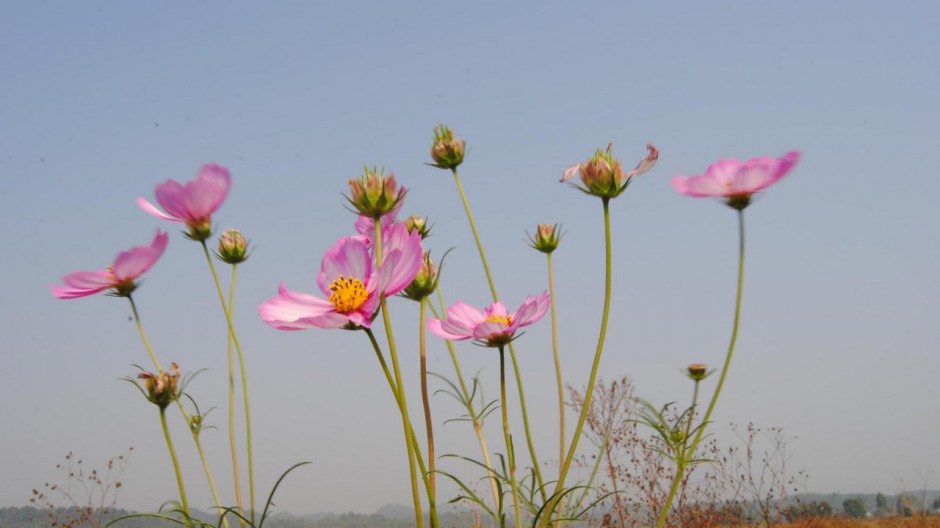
[136,363,181,410]
[403,214,431,239]
[346,167,407,219]
[562,142,659,199]
[528,223,562,254]
[429,124,466,170]
[216,228,250,264]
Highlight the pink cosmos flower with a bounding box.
[51,230,169,299]
[137,164,231,240]
[258,223,422,330]
[427,293,551,347]
[672,151,800,209]
[561,143,659,199]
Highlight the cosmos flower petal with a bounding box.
[111,231,169,281]
[561,164,580,183]
[51,271,114,299]
[317,237,372,295]
[258,283,338,330]
[673,151,799,202]
[181,164,231,219]
[445,301,486,329]
[472,321,512,341]
[512,292,551,328]
[428,318,472,340]
[137,197,181,223]
[377,225,423,295]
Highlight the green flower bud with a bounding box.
[346,167,407,218]
[217,229,249,264]
[429,125,466,170]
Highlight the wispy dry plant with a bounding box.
[29,448,132,528]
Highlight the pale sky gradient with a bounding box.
[2,0,938,516]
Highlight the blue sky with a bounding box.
[2,0,938,516]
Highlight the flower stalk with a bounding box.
[199,240,255,524]
[449,166,546,499]
[655,209,746,528]
[499,345,522,528]
[373,220,424,528]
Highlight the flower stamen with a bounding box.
[485,314,511,325]
[328,275,369,313]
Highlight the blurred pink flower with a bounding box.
[428,293,550,347]
[51,230,169,299]
[137,164,231,240]
[259,223,422,330]
[672,151,800,209]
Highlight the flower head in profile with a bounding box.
[259,223,422,330]
[428,293,550,347]
[346,167,407,219]
[51,230,169,299]
[527,223,562,254]
[562,143,658,199]
[429,124,466,170]
[672,151,800,210]
[137,164,231,241]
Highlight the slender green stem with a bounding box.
[419,298,436,500]
[547,252,568,527]
[450,168,545,499]
[226,265,246,526]
[373,221,424,528]
[539,198,613,528]
[191,433,230,528]
[199,241,255,524]
[499,346,522,528]
[363,328,437,528]
[431,291,501,511]
[690,210,746,449]
[159,407,190,515]
[655,209,747,528]
[547,253,564,479]
[128,295,162,372]
[127,296,227,525]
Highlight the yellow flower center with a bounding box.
[329,275,369,313]
[484,314,511,325]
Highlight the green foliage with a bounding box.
[842,497,867,518]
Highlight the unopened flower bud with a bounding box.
[404,215,431,239]
[401,251,439,301]
[561,143,658,199]
[686,363,708,382]
[528,223,562,254]
[346,167,407,218]
[429,125,466,170]
[217,229,249,264]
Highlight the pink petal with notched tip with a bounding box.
[258,283,345,330]
[512,293,550,328]
[50,270,114,299]
[427,318,470,340]
[137,196,181,222]
[317,237,373,296]
[111,231,168,281]
[377,226,422,295]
